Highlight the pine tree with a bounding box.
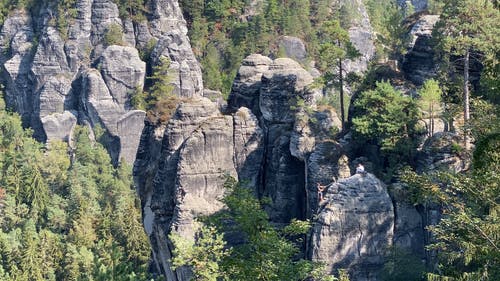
[418,79,443,137]
[318,20,360,129]
[435,0,500,148]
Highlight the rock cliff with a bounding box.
[0,0,203,163]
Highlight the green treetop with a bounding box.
[418,79,443,137]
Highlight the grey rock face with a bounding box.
[134,98,240,279]
[100,45,146,108]
[278,36,308,62]
[311,174,394,281]
[403,15,439,86]
[227,54,272,115]
[42,111,79,141]
[233,107,265,188]
[339,0,376,74]
[260,58,318,123]
[0,9,35,127]
[149,0,203,98]
[90,0,122,48]
[417,132,469,173]
[390,184,425,257]
[82,66,146,163]
[151,32,203,98]
[0,0,203,163]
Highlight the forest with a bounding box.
[0,0,498,280]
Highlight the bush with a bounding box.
[103,23,124,46]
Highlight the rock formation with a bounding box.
[311,174,394,281]
[0,0,203,163]
[402,14,440,86]
[339,0,376,74]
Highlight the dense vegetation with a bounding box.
[0,97,152,280]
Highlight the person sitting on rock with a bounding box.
[356,163,366,175]
[317,183,326,202]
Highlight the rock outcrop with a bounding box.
[311,174,394,281]
[339,0,376,74]
[0,0,203,163]
[134,97,260,279]
[402,15,440,86]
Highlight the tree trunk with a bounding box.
[339,57,345,130]
[463,49,471,149]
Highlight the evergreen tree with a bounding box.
[434,0,500,148]
[418,79,443,137]
[317,20,360,129]
[351,81,422,175]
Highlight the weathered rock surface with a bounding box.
[417,132,469,173]
[233,107,265,188]
[311,174,394,281]
[403,14,439,86]
[0,0,203,163]
[227,54,272,115]
[278,36,308,62]
[134,98,244,279]
[339,0,376,74]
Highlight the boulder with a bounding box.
[311,173,394,281]
[41,111,78,142]
[278,36,308,62]
[227,54,272,115]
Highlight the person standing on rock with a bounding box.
[356,163,366,175]
[317,183,326,202]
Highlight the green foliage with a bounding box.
[178,0,319,95]
[171,223,229,281]
[129,56,179,124]
[352,81,422,173]
[380,247,425,281]
[171,176,338,281]
[418,79,443,136]
[144,56,179,124]
[114,0,146,22]
[317,19,360,128]
[435,0,499,59]
[400,109,500,280]
[364,0,408,60]
[0,104,152,280]
[103,23,124,46]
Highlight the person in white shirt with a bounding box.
[356,163,365,175]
